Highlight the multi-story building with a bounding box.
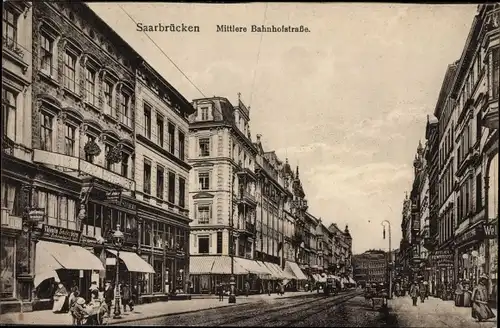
[0,2,200,312]
[1,0,33,313]
[134,60,195,298]
[418,141,431,282]
[398,193,412,280]
[424,114,440,295]
[328,223,353,283]
[353,250,387,286]
[315,220,333,273]
[303,211,319,276]
[451,4,498,298]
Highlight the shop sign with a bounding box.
[455,224,484,246]
[81,235,101,245]
[429,250,454,262]
[483,223,497,239]
[41,224,81,242]
[437,260,454,268]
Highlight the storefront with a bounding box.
[455,222,486,287]
[136,205,190,302]
[33,224,105,308]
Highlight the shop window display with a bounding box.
[0,237,15,299]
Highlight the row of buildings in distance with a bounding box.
[1,1,353,313]
[396,3,498,307]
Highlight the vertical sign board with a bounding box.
[483,223,498,239]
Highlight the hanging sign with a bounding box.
[483,223,498,239]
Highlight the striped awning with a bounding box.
[235,257,271,277]
[189,256,248,275]
[285,261,308,280]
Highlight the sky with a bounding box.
[88,3,477,254]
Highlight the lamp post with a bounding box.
[229,170,237,304]
[382,220,392,299]
[112,224,124,319]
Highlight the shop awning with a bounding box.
[106,249,155,273]
[285,261,308,280]
[189,256,217,275]
[349,277,356,284]
[235,257,271,277]
[34,241,105,287]
[264,262,296,280]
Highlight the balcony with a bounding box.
[237,166,257,182]
[483,106,499,130]
[236,189,257,207]
[32,149,136,191]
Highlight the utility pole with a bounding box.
[382,220,392,299]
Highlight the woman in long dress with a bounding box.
[463,280,472,307]
[52,281,69,313]
[471,275,496,322]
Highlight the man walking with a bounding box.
[104,281,114,317]
[217,282,224,302]
[410,280,420,306]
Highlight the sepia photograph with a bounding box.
[0,1,498,327]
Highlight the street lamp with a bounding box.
[112,224,124,319]
[382,220,392,299]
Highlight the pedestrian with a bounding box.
[462,280,471,306]
[279,282,285,296]
[471,275,496,322]
[104,281,114,317]
[121,282,133,312]
[409,281,419,306]
[244,281,250,297]
[455,279,464,307]
[53,281,69,313]
[267,281,272,296]
[419,280,426,303]
[130,284,138,311]
[72,296,87,325]
[68,288,79,325]
[217,282,224,301]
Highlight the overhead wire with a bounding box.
[118,4,207,98]
[248,3,269,108]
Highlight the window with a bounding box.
[103,81,113,115]
[198,236,210,254]
[120,92,130,126]
[168,122,175,154]
[58,197,76,230]
[64,124,75,156]
[216,231,223,254]
[2,88,16,140]
[199,172,210,190]
[178,131,185,161]
[2,8,17,47]
[64,51,77,92]
[1,182,22,217]
[168,172,175,204]
[200,107,209,120]
[40,112,53,151]
[121,153,129,178]
[156,166,164,199]
[156,115,164,146]
[179,177,185,208]
[143,160,151,195]
[492,48,499,100]
[40,34,54,76]
[84,134,96,163]
[144,103,151,139]
[197,205,210,224]
[104,144,113,170]
[199,138,210,157]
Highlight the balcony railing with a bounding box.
[238,189,256,205]
[245,221,255,233]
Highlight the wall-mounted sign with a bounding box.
[455,224,484,246]
[41,224,81,242]
[483,223,498,239]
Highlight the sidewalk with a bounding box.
[0,291,311,325]
[388,296,498,328]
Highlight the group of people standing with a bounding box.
[215,280,285,301]
[454,275,496,323]
[399,275,495,323]
[50,279,138,325]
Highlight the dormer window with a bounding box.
[200,106,209,120]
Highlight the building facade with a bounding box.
[1,1,197,312]
[134,61,195,298]
[400,4,498,304]
[1,0,33,312]
[353,250,387,286]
